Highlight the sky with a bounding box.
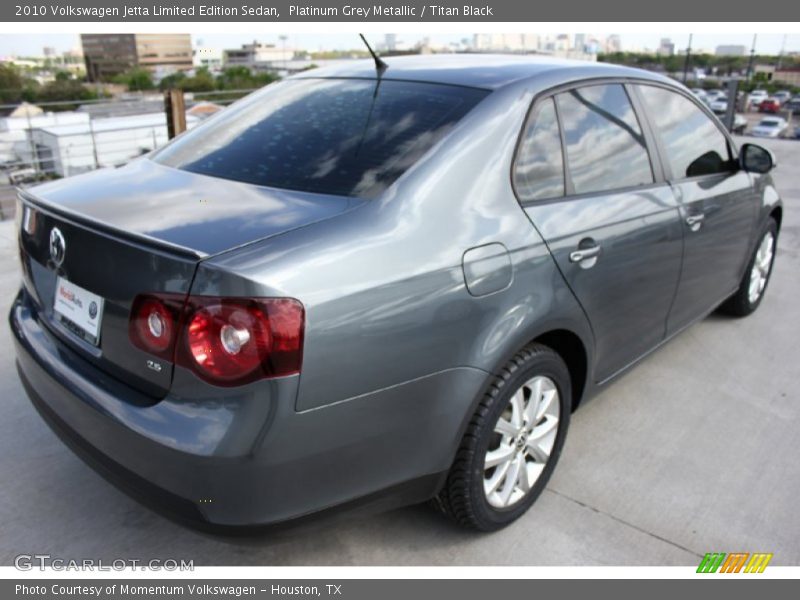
[0,32,799,56]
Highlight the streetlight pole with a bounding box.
[682,33,693,84]
[746,34,757,83]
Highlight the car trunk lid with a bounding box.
[17,159,362,400]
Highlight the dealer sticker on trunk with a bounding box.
[53,276,104,346]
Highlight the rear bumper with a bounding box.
[10,289,484,528]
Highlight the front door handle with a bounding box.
[686,214,705,231]
[569,244,601,264]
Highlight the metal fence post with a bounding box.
[164,89,186,139]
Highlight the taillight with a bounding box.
[129,294,304,387]
[129,295,181,360]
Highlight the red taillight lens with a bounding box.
[180,297,304,385]
[129,294,305,387]
[129,295,179,359]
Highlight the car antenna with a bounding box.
[359,33,388,79]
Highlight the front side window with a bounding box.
[513,98,564,201]
[154,78,488,199]
[556,84,653,195]
[637,85,735,179]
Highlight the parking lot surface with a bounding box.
[0,137,798,566]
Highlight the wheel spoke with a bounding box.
[484,459,512,495]
[485,444,515,469]
[494,417,517,437]
[517,457,532,492]
[527,440,551,463]
[523,378,543,424]
[528,415,558,441]
[498,455,522,505]
[536,389,557,421]
[510,390,524,428]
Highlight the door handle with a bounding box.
[686,214,705,231]
[569,245,601,264]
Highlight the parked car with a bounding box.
[9,56,783,531]
[751,116,789,138]
[7,168,37,185]
[759,98,782,113]
[710,96,729,114]
[772,90,792,105]
[732,114,748,134]
[785,96,800,112]
[704,89,724,103]
[748,89,769,109]
[690,88,708,102]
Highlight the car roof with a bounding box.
[291,54,671,90]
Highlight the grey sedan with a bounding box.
[9,55,782,531]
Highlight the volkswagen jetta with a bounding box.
[10,55,782,531]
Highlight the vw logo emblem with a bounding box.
[49,227,66,267]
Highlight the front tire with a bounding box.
[719,217,778,317]
[434,344,571,531]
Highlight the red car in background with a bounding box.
[759,98,781,113]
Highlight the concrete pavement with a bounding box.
[0,138,798,566]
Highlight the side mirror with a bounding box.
[740,143,776,174]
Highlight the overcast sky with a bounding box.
[1,32,798,56]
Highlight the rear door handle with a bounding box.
[569,245,601,264]
[686,214,705,231]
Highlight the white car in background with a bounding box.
[748,89,769,109]
[710,96,729,114]
[751,116,789,138]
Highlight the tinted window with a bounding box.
[514,98,564,201]
[556,84,653,195]
[638,85,734,178]
[154,79,488,199]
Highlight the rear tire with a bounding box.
[719,218,778,317]
[434,344,571,531]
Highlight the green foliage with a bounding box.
[215,66,279,90]
[34,79,98,110]
[112,68,154,91]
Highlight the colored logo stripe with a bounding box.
[697,552,773,573]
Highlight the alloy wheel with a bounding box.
[748,232,775,305]
[483,375,560,509]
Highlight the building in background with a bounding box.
[716,44,747,56]
[224,40,294,71]
[29,112,199,177]
[774,67,800,86]
[658,38,675,56]
[193,45,224,70]
[81,34,192,81]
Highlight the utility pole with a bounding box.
[682,34,693,84]
[279,35,288,72]
[776,34,787,70]
[746,34,757,83]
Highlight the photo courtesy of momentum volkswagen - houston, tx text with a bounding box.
[8,53,784,530]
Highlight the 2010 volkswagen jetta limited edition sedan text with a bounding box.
[9,56,783,531]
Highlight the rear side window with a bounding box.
[556,84,654,195]
[637,85,735,179]
[153,78,488,199]
[514,98,564,201]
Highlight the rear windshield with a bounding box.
[153,78,488,199]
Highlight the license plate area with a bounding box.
[53,276,105,346]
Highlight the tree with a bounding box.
[34,79,97,109]
[0,63,26,103]
[113,68,154,91]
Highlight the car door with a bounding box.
[516,83,684,383]
[634,84,758,334]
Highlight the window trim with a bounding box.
[630,81,741,183]
[510,76,668,207]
